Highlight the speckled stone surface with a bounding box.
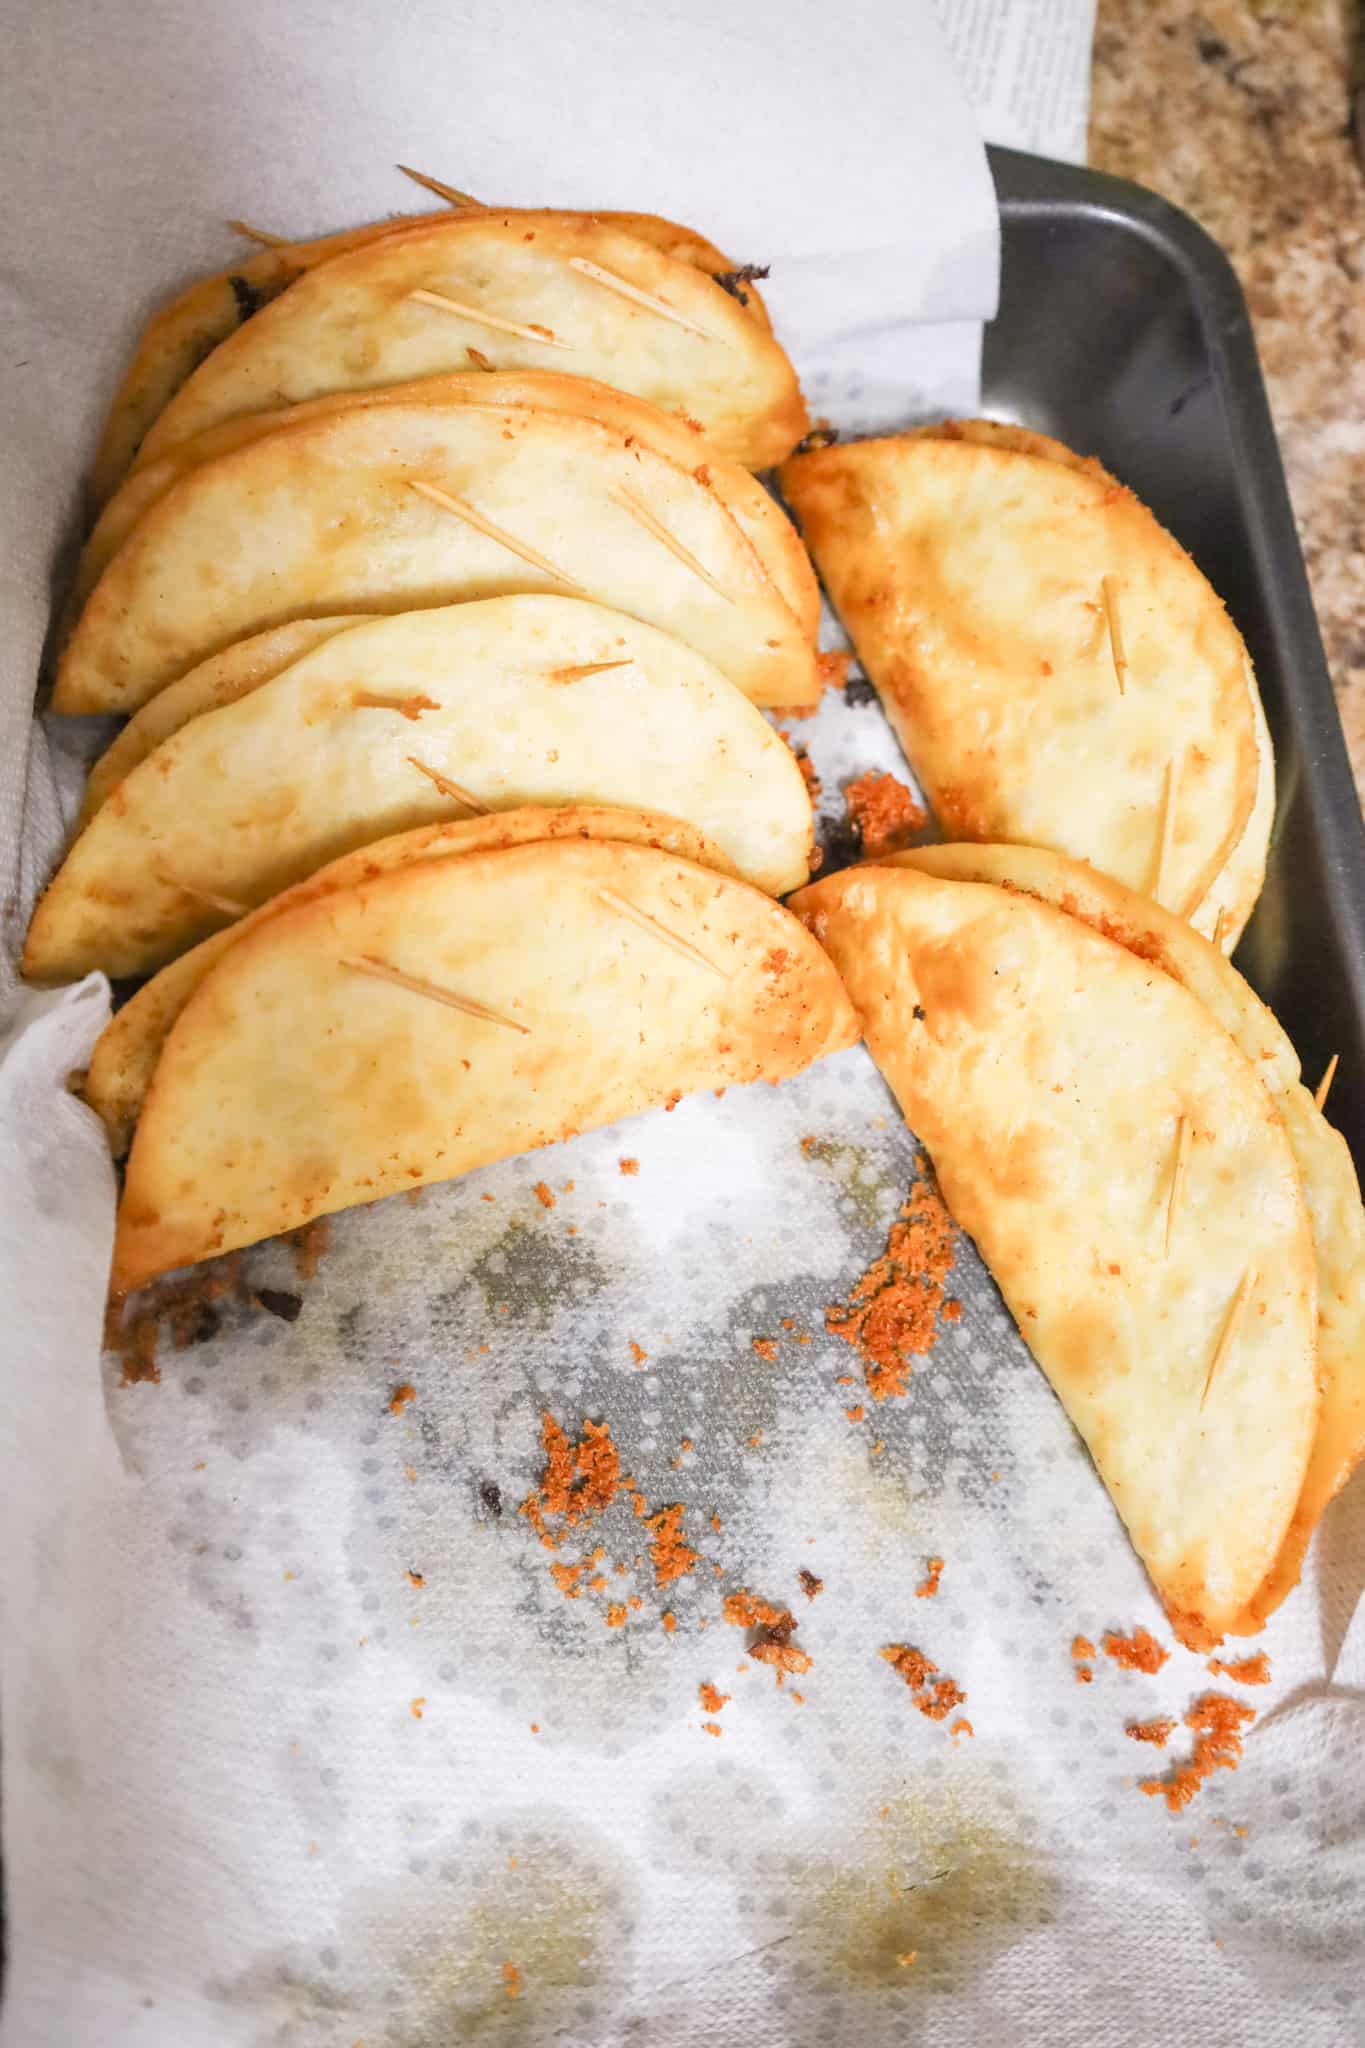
[1090,0,1365,806]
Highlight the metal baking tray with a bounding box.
[983,144,1365,1168]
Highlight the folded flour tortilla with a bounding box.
[132,212,805,473]
[32,597,815,980]
[896,841,1363,1633]
[57,399,820,716]
[77,371,818,634]
[90,200,772,505]
[779,429,1270,945]
[109,835,859,1290]
[793,858,1318,1647]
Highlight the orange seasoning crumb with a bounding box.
[521,1413,621,1553]
[880,1644,967,1723]
[843,771,926,857]
[645,1504,699,1588]
[410,1697,426,1720]
[1103,1627,1169,1674]
[724,1588,813,1683]
[794,751,821,801]
[605,1603,628,1628]
[502,1961,521,2001]
[798,1568,823,1600]
[1207,1652,1271,1685]
[752,1337,779,1361]
[897,1953,918,1970]
[290,1218,332,1281]
[826,1179,957,1400]
[818,650,852,693]
[111,1312,161,1386]
[701,1721,723,1738]
[661,1612,678,1634]
[1126,1718,1177,1748]
[629,1341,649,1366]
[699,1683,731,1714]
[950,1718,974,1741]
[389,1382,416,1416]
[406,1570,425,1589]
[916,1557,945,1599]
[1139,1694,1256,1814]
[619,1157,639,1175]
[534,1181,556,1208]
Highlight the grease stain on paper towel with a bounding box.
[208,1810,636,2044]
[649,1760,1055,2001]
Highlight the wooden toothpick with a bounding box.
[407,479,581,586]
[227,218,290,247]
[1314,1053,1340,1112]
[407,286,571,349]
[596,888,729,980]
[407,756,490,813]
[1153,754,1182,906]
[156,870,249,918]
[609,485,731,602]
[1164,1114,1191,1256]
[395,164,486,210]
[1101,575,1128,695]
[353,690,439,721]
[545,660,633,684]
[568,256,725,341]
[1200,1267,1258,1412]
[342,954,529,1033]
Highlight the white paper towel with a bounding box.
[3,4,1364,2045]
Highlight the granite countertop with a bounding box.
[1090,0,1364,806]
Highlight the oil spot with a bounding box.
[456,1220,612,1330]
[798,1135,901,1234]
[206,1809,637,2043]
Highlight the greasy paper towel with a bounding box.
[2,5,1364,2047]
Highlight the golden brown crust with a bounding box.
[89,203,780,508]
[780,432,1262,923]
[76,618,366,829]
[84,804,744,1160]
[77,371,818,638]
[894,844,1362,1636]
[133,212,804,474]
[56,400,820,717]
[32,596,814,981]
[792,859,1318,1644]
[110,836,858,1290]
